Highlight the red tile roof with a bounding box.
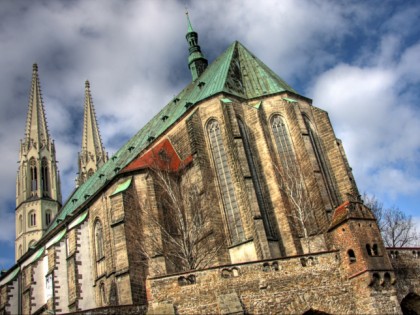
[122,138,193,173]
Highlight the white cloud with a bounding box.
[0,0,419,267]
[310,41,420,200]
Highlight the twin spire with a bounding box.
[23,64,107,190]
[77,81,108,186]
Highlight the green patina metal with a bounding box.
[186,12,194,34]
[46,41,297,235]
[46,228,66,249]
[283,97,298,103]
[0,266,20,286]
[68,210,89,230]
[110,177,132,196]
[249,101,262,109]
[22,247,45,268]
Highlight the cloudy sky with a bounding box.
[0,0,419,269]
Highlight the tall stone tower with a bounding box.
[15,64,62,260]
[76,80,107,186]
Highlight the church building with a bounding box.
[1,14,419,315]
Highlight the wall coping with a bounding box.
[149,249,339,280]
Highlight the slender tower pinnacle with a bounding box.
[15,64,62,261]
[77,80,108,186]
[185,11,208,81]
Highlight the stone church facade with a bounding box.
[1,16,420,315]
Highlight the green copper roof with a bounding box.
[46,41,297,234]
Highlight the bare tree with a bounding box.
[362,193,385,231]
[272,160,317,253]
[137,158,225,274]
[363,194,419,247]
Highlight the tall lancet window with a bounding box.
[207,119,245,244]
[238,119,276,238]
[303,116,339,207]
[41,158,49,197]
[29,158,37,196]
[271,115,297,172]
[95,220,105,260]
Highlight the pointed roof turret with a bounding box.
[24,63,50,148]
[77,80,108,186]
[185,11,208,81]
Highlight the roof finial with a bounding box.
[85,80,90,89]
[33,63,38,72]
[185,9,194,34]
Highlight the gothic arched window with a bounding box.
[41,158,49,196]
[303,116,339,207]
[207,119,245,244]
[94,220,105,260]
[238,118,275,238]
[271,114,297,171]
[45,210,52,226]
[29,158,37,196]
[28,210,36,227]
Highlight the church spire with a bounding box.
[24,63,50,149]
[16,64,62,261]
[185,11,208,81]
[77,80,108,186]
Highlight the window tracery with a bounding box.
[41,158,49,196]
[28,210,36,227]
[271,114,296,172]
[29,158,37,196]
[95,220,104,260]
[238,118,275,238]
[207,119,244,244]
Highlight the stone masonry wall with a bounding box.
[388,248,420,302]
[147,251,359,314]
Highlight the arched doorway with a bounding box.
[401,293,420,315]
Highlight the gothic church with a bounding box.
[1,14,419,315]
